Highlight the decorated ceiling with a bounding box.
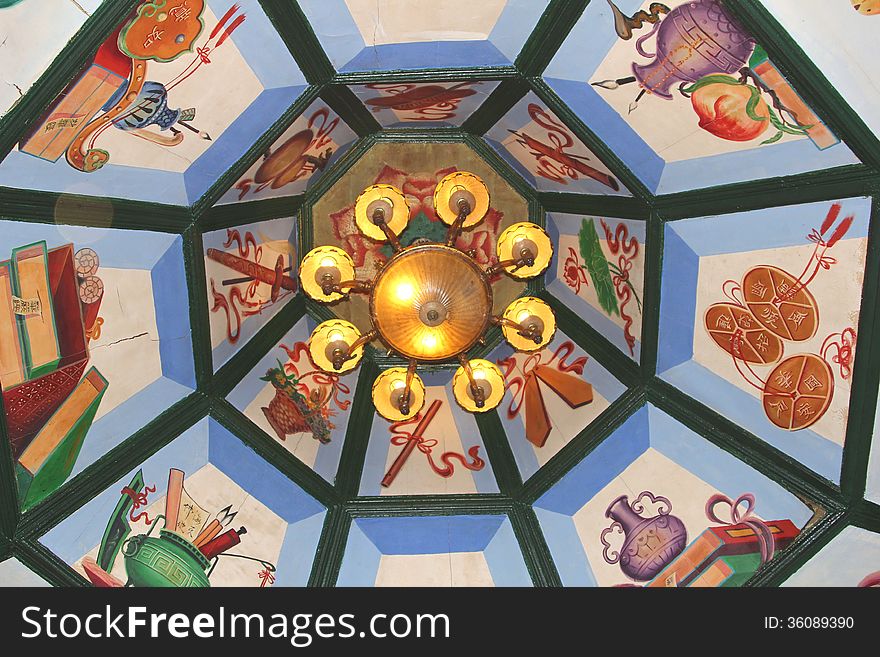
[0,0,878,588]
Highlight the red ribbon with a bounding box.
[258,569,276,588]
[601,219,640,356]
[497,341,588,420]
[388,414,484,479]
[121,484,157,525]
[705,493,776,565]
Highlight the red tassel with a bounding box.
[820,203,842,236]
[210,4,241,39]
[216,14,246,48]
[826,214,854,247]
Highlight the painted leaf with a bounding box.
[579,218,618,317]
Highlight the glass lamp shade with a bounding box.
[495,222,553,279]
[452,359,505,413]
[502,296,556,351]
[372,367,426,421]
[299,246,355,303]
[433,171,490,228]
[369,245,492,361]
[307,319,364,373]
[354,184,410,241]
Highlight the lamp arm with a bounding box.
[484,248,537,277]
[372,208,403,252]
[331,329,377,370]
[445,201,472,247]
[491,315,544,345]
[398,359,419,415]
[457,354,486,409]
[321,278,374,296]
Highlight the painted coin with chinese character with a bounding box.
[704,303,783,364]
[761,353,833,431]
[742,266,819,342]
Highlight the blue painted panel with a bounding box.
[354,515,506,555]
[152,237,196,388]
[657,224,700,373]
[534,407,650,515]
[208,420,326,523]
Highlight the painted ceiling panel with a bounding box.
[297,0,550,71]
[350,80,500,128]
[40,418,326,587]
[545,213,646,360]
[217,99,357,205]
[204,216,298,370]
[0,0,307,206]
[228,315,358,485]
[486,91,632,195]
[543,0,860,193]
[534,404,813,587]
[658,197,870,483]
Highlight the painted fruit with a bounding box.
[691,80,770,142]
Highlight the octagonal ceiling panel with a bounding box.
[658,197,870,483]
[359,368,498,496]
[781,525,880,587]
[349,80,501,128]
[228,315,359,485]
[216,98,358,205]
[543,0,859,194]
[0,0,307,205]
[545,213,646,360]
[491,331,628,481]
[296,0,549,72]
[0,0,99,119]
[204,216,298,370]
[485,91,631,196]
[762,0,880,140]
[0,220,195,509]
[311,141,527,337]
[336,515,532,586]
[40,418,326,587]
[534,404,814,587]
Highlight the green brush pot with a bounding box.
[121,518,211,588]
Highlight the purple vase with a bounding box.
[631,0,756,99]
[601,491,687,582]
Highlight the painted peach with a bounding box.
[690,81,770,142]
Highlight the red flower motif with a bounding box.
[563,247,589,293]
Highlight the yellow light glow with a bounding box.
[421,334,438,351]
[320,257,337,268]
[395,282,415,301]
[473,368,486,380]
[329,331,344,342]
[391,379,406,391]
[517,310,532,324]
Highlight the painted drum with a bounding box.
[762,353,834,431]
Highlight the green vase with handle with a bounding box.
[121,515,211,588]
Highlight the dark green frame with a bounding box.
[0,0,877,587]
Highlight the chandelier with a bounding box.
[299,171,555,421]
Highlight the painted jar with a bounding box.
[601,491,687,581]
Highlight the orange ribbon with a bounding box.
[497,341,594,447]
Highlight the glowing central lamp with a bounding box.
[300,171,555,421]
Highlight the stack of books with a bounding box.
[0,240,107,508]
[646,519,800,587]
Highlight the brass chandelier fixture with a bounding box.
[299,171,555,421]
